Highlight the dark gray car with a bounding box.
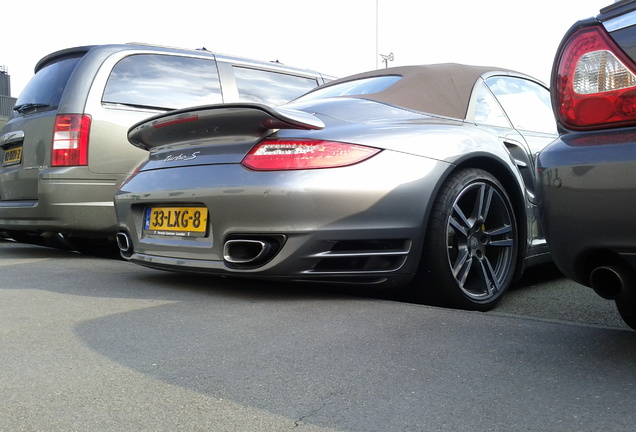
[537,0,636,330]
[114,64,557,311]
[0,43,331,254]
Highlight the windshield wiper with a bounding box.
[13,103,51,114]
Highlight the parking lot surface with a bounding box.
[1,239,635,431]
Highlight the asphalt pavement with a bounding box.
[1,239,634,432]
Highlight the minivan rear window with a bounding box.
[15,55,83,112]
[102,54,223,110]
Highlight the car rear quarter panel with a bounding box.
[278,113,535,260]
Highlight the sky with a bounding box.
[2,0,612,98]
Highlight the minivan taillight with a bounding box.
[52,114,91,166]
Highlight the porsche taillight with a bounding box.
[241,139,380,171]
[52,114,91,166]
[555,25,636,130]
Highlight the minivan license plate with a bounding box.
[144,206,208,237]
[2,146,22,166]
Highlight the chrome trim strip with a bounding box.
[603,10,636,32]
[301,265,406,275]
[311,250,410,258]
[0,130,24,148]
[0,200,37,208]
[51,202,114,206]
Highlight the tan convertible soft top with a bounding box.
[312,64,519,120]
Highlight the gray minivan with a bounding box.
[0,43,332,254]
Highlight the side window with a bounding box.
[484,76,556,134]
[233,67,319,106]
[103,54,223,110]
[473,82,511,128]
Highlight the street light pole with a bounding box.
[376,0,379,69]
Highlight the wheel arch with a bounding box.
[449,156,529,280]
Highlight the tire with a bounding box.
[615,290,636,330]
[415,168,518,311]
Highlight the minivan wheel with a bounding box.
[413,168,518,311]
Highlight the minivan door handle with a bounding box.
[0,130,25,149]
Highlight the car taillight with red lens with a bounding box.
[555,25,636,130]
[241,139,381,171]
[52,114,91,166]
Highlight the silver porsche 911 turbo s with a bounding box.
[114,64,557,311]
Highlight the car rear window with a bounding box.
[102,54,223,110]
[233,66,320,106]
[294,75,402,102]
[15,55,83,111]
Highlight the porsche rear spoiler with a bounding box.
[128,103,325,151]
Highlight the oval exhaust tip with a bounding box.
[116,232,133,258]
[224,239,268,264]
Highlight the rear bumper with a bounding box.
[0,172,122,235]
[126,235,417,289]
[537,132,636,285]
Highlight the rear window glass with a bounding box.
[103,54,223,110]
[295,75,402,102]
[15,55,83,110]
[233,66,319,106]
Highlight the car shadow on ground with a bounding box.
[511,263,566,289]
[0,237,568,302]
[1,238,628,328]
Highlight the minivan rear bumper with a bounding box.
[0,170,122,236]
[0,199,118,235]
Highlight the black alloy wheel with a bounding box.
[417,168,518,311]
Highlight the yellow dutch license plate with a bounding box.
[2,146,23,166]
[144,206,208,237]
